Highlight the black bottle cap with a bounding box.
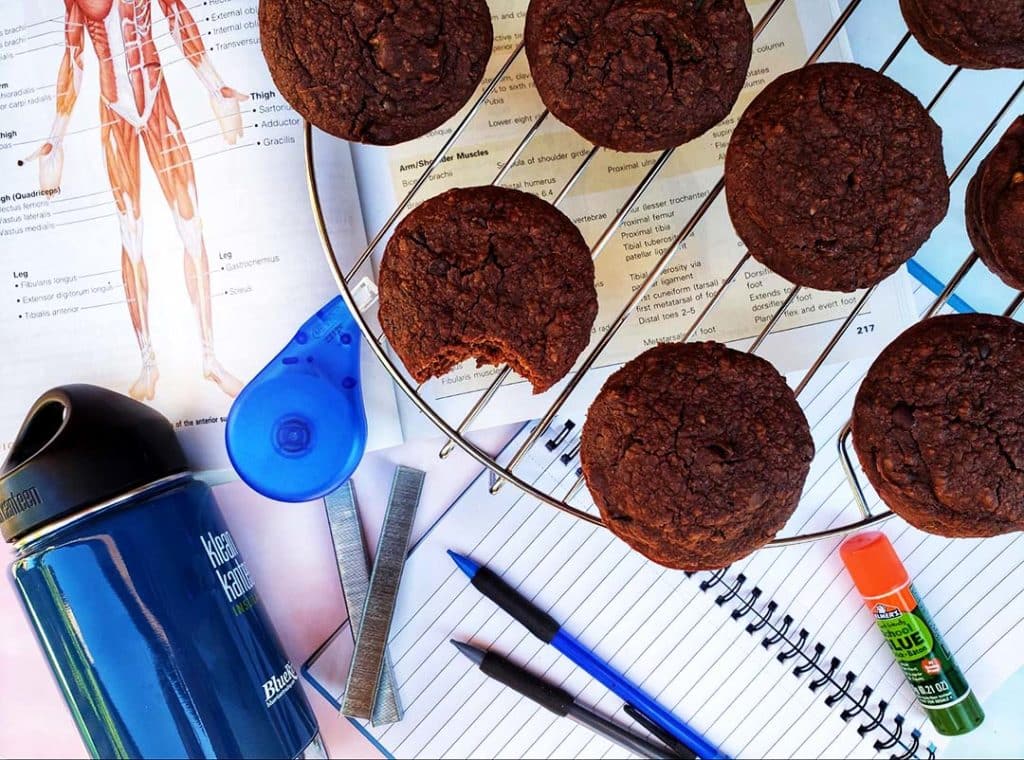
[0,385,190,543]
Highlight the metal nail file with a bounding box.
[342,466,425,720]
[323,481,401,725]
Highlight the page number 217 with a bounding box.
[857,324,875,335]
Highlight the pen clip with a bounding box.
[623,703,697,760]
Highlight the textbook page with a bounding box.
[0,0,402,469]
[351,0,917,441]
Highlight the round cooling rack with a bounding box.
[300,0,1024,549]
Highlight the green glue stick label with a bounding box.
[871,584,969,709]
[842,531,983,736]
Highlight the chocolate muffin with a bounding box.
[899,0,1024,70]
[725,63,949,292]
[260,0,493,145]
[378,187,597,393]
[524,0,753,153]
[580,342,813,570]
[967,115,1024,290]
[853,314,1024,538]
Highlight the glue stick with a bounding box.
[840,531,984,736]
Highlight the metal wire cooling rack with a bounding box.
[303,0,1024,546]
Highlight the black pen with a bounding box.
[451,640,687,760]
[449,550,719,759]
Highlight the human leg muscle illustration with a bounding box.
[22,0,249,400]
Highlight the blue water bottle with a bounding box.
[1,385,324,759]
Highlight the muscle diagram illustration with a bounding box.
[23,0,248,400]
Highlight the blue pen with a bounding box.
[448,550,726,760]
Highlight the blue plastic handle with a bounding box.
[225,297,367,502]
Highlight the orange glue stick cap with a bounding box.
[839,531,910,599]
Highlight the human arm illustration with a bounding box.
[160,0,249,144]
[22,1,85,190]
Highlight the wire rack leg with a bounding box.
[747,285,802,356]
[924,253,980,320]
[794,287,873,397]
[490,110,550,186]
[1006,291,1024,318]
[565,474,587,502]
[677,253,751,342]
[838,422,874,519]
[947,80,1024,183]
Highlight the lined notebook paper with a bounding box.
[305,286,1024,760]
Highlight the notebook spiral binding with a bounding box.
[545,421,937,760]
[691,570,935,760]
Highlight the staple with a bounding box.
[341,467,425,720]
[324,483,401,725]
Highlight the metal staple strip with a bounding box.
[324,482,401,725]
[341,467,426,719]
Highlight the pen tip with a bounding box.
[450,639,485,666]
[446,549,480,578]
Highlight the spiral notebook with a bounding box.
[303,346,1024,760]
